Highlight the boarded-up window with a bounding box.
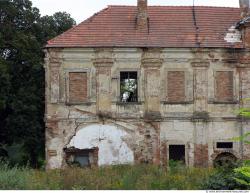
[69,72,88,103]
[167,71,185,102]
[215,71,234,101]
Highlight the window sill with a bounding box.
[66,101,93,106]
[161,101,194,105]
[116,102,143,106]
[208,100,239,104]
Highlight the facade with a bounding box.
[44,0,250,169]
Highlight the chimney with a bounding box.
[136,0,148,30]
[239,0,250,18]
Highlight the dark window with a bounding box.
[169,145,185,163]
[74,153,90,167]
[65,148,98,168]
[216,142,233,149]
[120,71,138,102]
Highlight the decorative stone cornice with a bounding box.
[221,58,238,64]
[142,58,163,68]
[45,48,63,65]
[93,58,114,68]
[50,61,61,68]
[191,59,210,68]
[236,63,250,68]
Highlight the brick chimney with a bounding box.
[240,0,250,18]
[136,0,148,30]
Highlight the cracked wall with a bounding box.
[44,47,250,169]
[67,124,134,166]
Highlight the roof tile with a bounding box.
[46,6,243,48]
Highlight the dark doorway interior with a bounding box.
[213,152,237,167]
[169,145,185,163]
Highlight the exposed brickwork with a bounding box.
[137,0,148,30]
[243,144,250,159]
[69,72,88,103]
[167,71,185,102]
[194,144,208,167]
[215,71,234,102]
[241,70,250,99]
[134,123,160,165]
[242,27,250,48]
[160,141,167,166]
[46,120,59,137]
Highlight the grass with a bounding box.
[0,162,215,190]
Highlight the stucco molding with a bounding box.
[141,58,163,68]
[93,58,114,67]
[191,59,210,68]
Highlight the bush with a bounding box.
[0,163,215,190]
[0,161,30,190]
[234,162,250,188]
[202,162,248,190]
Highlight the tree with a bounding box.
[0,0,76,167]
[233,98,250,144]
[36,11,76,45]
[232,98,250,187]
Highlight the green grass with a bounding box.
[0,162,215,190]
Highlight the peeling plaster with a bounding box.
[45,48,250,169]
[224,26,242,43]
[67,124,134,166]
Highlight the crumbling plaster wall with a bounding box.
[44,47,250,169]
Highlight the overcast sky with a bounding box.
[31,0,240,24]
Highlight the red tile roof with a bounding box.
[46,6,243,48]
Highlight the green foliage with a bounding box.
[232,132,250,145]
[0,0,76,167]
[202,163,248,190]
[234,162,250,188]
[0,164,214,190]
[0,161,30,190]
[233,98,250,144]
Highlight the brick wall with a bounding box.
[69,72,88,103]
[167,71,185,102]
[215,71,234,101]
[194,144,208,167]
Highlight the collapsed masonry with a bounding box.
[44,0,250,169]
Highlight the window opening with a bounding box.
[216,142,233,149]
[120,71,138,102]
[65,148,98,168]
[169,145,185,163]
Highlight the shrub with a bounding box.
[234,162,250,188]
[202,162,247,190]
[0,161,30,190]
[0,163,215,190]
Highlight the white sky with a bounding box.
[31,0,240,24]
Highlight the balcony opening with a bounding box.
[120,71,138,103]
[169,145,185,164]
